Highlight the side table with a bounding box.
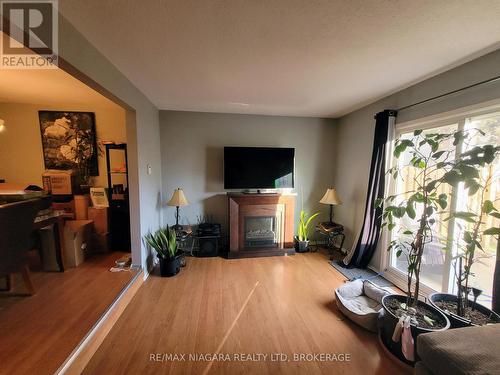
[315,222,345,259]
[175,226,193,265]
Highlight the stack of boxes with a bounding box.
[88,206,110,252]
[41,170,112,266]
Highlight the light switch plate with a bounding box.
[147,164,152,175]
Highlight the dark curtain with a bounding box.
[493,240,500,314]
[343,110,397,268]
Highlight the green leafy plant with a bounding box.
[441,142,500,316]
[144,226,177,259]
[378,129,459,307]
[379,127,500,313]
[297,210,321,242]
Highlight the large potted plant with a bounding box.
[294,210,320,252]
[378,130,452,364]
[144,226,181,277]
[428,135,500,326]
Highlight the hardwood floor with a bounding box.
[84,252,410,375]
[0,251,137,375]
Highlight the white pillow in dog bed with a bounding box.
[363,280,390,303]
[335,279,364,299]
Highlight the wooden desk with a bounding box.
[34,211,66,272]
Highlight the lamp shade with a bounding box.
[167,188,189,207]
[0,119,5,132]
[319,188,342,205]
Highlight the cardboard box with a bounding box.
[93,232,110,253]
[42,170,75,195]
[74,195,89,220]
[63,220,93,267]
[52,200,75,218]
[88,207,109,234]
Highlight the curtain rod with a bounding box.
[396,74,500,112]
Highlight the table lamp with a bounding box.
[167,188,189,230]
[320,188,342,224]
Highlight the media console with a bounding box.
[227,193,295,258]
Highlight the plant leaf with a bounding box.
[489,212,500,219]
[484,227,500,236]
[482,200,495,214]
[432,151,445,159]
[406,202,416,219]
[450,211,477,223]
[423,315,435,326]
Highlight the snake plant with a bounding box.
[297,210,321,241]
[144,226,177,259]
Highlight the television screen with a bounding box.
[224,147,295,189]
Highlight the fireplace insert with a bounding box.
[244,216,279,248]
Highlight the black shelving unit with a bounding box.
[105,143,131,251]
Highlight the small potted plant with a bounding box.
[144,226,181,277]
[294,210,320,252]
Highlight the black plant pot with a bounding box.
[429,293,500,328]
[381,294,450,366]
[294,236,309,253]
[158,256,180,277]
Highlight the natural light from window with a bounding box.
[389,109,499,308]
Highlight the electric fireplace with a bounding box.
[244,216,280,248]
[228,193,295,258]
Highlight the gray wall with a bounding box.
[334,48,500,270]
[160,111,336,241]
[58,14,163,271]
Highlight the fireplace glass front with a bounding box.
[244,216,279,248]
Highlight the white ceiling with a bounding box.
[0,63,119,109]
[60,0,500,118]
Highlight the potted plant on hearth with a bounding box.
[144,226,181,277]
[428,132,500,327]
[294,210,320,252]
[377,130,452,364]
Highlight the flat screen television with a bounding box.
[224,147,295,189]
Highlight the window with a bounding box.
[390,123,458,292]
[385,106,500,308]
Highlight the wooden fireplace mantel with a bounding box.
[228,193,295,258]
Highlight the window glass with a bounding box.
[390,124,458,292]
[389,110,499,309]
[453,113,500,306]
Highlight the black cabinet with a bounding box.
[105,143,131,251]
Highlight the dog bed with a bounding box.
[335,279,390,332]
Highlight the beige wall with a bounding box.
[160,110,337,241]
[334,48,500,270]
[0,102,125,188]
